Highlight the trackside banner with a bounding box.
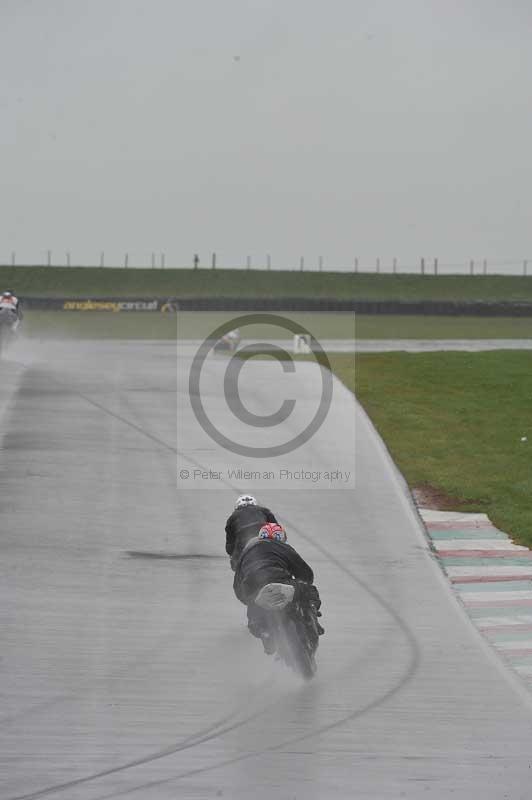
[20,297,176,312]
[63,299,159,312]
[17,297,532,316]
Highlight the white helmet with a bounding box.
[235,495,257,510]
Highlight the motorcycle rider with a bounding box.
[215,327,241,353]
[230,515,324,654]
[225,495,279,572]
[0,290,22,331]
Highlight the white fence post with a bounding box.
[28,252,532,274]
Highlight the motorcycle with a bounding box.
[0,308,18,358]
[213,329,241,354]
[254,581,322,680]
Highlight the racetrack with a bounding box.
[2,340,532,800]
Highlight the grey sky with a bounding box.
[1,0,531,271]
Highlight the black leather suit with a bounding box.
[225,504,278,571]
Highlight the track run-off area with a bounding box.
[1,339,532,800]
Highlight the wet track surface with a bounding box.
[1,340,532,799]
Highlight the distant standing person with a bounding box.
[193,254,199,269]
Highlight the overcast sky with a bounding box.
[1,0,531,271]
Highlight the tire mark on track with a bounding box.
[5,692,276,800]
[0,371,200,731]
[88,533,421,800]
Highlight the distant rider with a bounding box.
[229,512,324,654]
[223,328,240,351]
[225,495,278,572]
[215,328,241,353]
[0,290,22,331]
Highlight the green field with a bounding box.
[4,265,532,301]
[21,311,532,340]
[347,351,532,549]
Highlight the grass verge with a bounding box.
[4,266,532,301]
[342,351,532,549]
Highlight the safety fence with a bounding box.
[2,256,532,276]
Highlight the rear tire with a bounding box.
[280,616,317,680]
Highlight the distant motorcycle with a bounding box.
[0,308,18,358]
[254,581,321,680]
[213,328,241,353]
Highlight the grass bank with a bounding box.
[4,266,532,301]
[342,351,532,549]
[21,311,532,340]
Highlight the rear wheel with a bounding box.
[279,615,317,680]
